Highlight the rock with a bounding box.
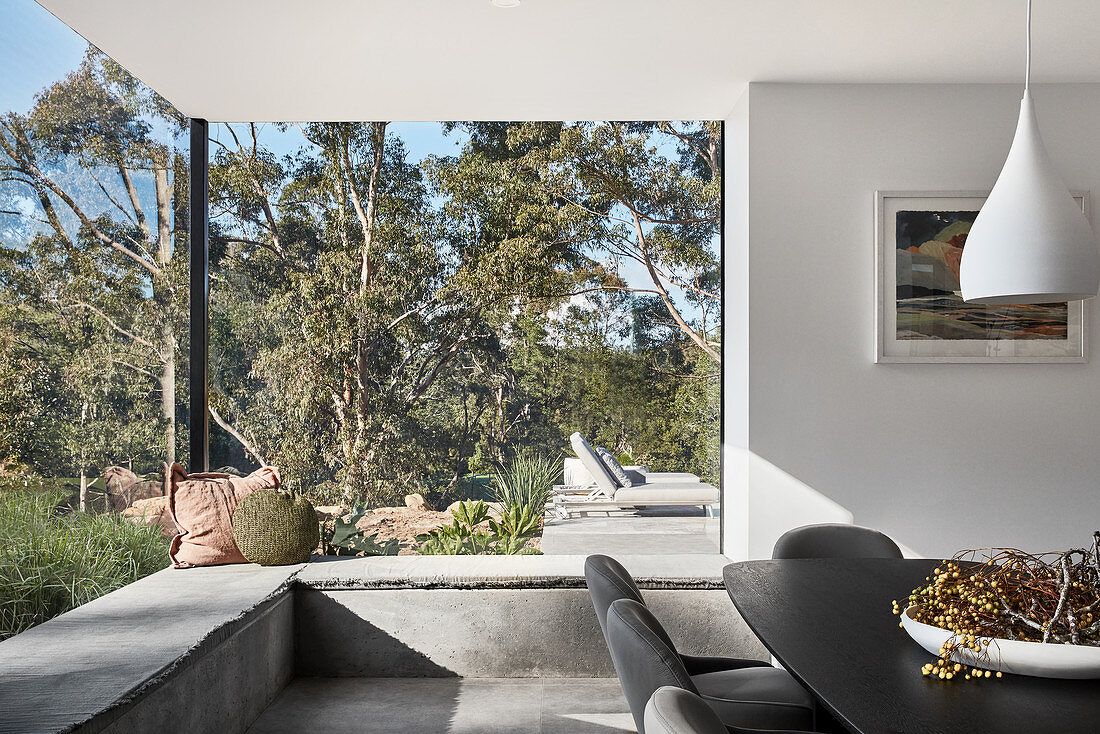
[103,466,164,512]
[122,496,176,536]
[404,493,429,511]
[314,505,347,520]
[355,506,455,555]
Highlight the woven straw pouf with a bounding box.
[232,489,319,565]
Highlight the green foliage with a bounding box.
[416,500,542,555]
[488,503,543,539]
[203,119,720,508]
[451,498,490,527]
[1,43,722,529]
[0,48,190,476]
[0,482,170,640]
[319,501,401,556]
[432,473,494,508]
[491,450,560,514]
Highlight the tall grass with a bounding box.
[0,484,170,640]
[491,450,561,513]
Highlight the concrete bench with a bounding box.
[0,555,764,733]
[0,564,302,734]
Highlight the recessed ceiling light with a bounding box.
[490,0,521,7]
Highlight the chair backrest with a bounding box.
[586,554,645,636]
[607,598,696,734]
[569,431,619,496]
[585,555,682,649]
[644,687,728,734]
[772,523,902,559]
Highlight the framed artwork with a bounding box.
[875,190,1088,363]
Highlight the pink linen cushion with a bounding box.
[166,462,281,568]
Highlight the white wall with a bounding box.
[722,88,751,559]
[722,88,855,560]
[741,83,1100,558]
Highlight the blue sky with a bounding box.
[0,0,86,114]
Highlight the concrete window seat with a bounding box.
[0,564,303,734]
[0,554,763,734]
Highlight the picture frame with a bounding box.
[874,190,1089,363]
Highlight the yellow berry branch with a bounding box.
[892,531,1100,681]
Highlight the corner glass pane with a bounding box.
[207,121,721,556]
[0,1,186,637]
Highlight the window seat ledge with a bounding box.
[0,563,303,734]
[297,553,731,590]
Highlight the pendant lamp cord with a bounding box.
[1025,0,1032,90]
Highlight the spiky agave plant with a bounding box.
[491,450,560,516]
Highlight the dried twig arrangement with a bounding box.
[891,531,1100,680]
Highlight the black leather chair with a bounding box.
[606,598,815,734]
[771,523,902,560]
[585,554,772,675]
[645,687,814,734]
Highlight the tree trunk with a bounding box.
[208,403,266,467]
[78,400,88,512]
[349,122,388,489]
[160,336,176,466]
[494,381,505,462]
[630,211,721,363]
[153,153,177,466]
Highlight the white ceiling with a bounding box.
[34,0,1100,122]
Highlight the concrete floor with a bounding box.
[539,506,720,555]
[246,678,634,734]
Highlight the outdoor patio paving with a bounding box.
[246,677,634,734]
[539,506,721,555]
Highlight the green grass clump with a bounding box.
[0,483,170,640]
[491,450,560,513]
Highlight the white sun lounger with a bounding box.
[563,457,701,488]
[553,432,719,518]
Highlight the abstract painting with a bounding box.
[875,191,1086,363]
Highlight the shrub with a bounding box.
[0,482,170,640]
[302,479,357,510]
[491,450,560,514]
[416,500,542,555]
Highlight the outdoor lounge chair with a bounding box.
[552,432,719,518]
[563,457,701,487]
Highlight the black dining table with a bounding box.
[724,558,1100,734]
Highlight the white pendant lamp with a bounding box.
[960,0,1100,304]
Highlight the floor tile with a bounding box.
[246,678,635,734]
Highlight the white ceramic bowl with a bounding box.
[901,605,1100,679]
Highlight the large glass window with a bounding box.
[0,5,723,597]
[0,2,187,637]
[207,121,721,555]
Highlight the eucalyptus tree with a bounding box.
[421,134,608,469]
[209,122,508,501]
[511,121,723,364]
[209,120,609,501]
[202,118,723,502]
[433,121,722,473]
[0,49,188,471]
